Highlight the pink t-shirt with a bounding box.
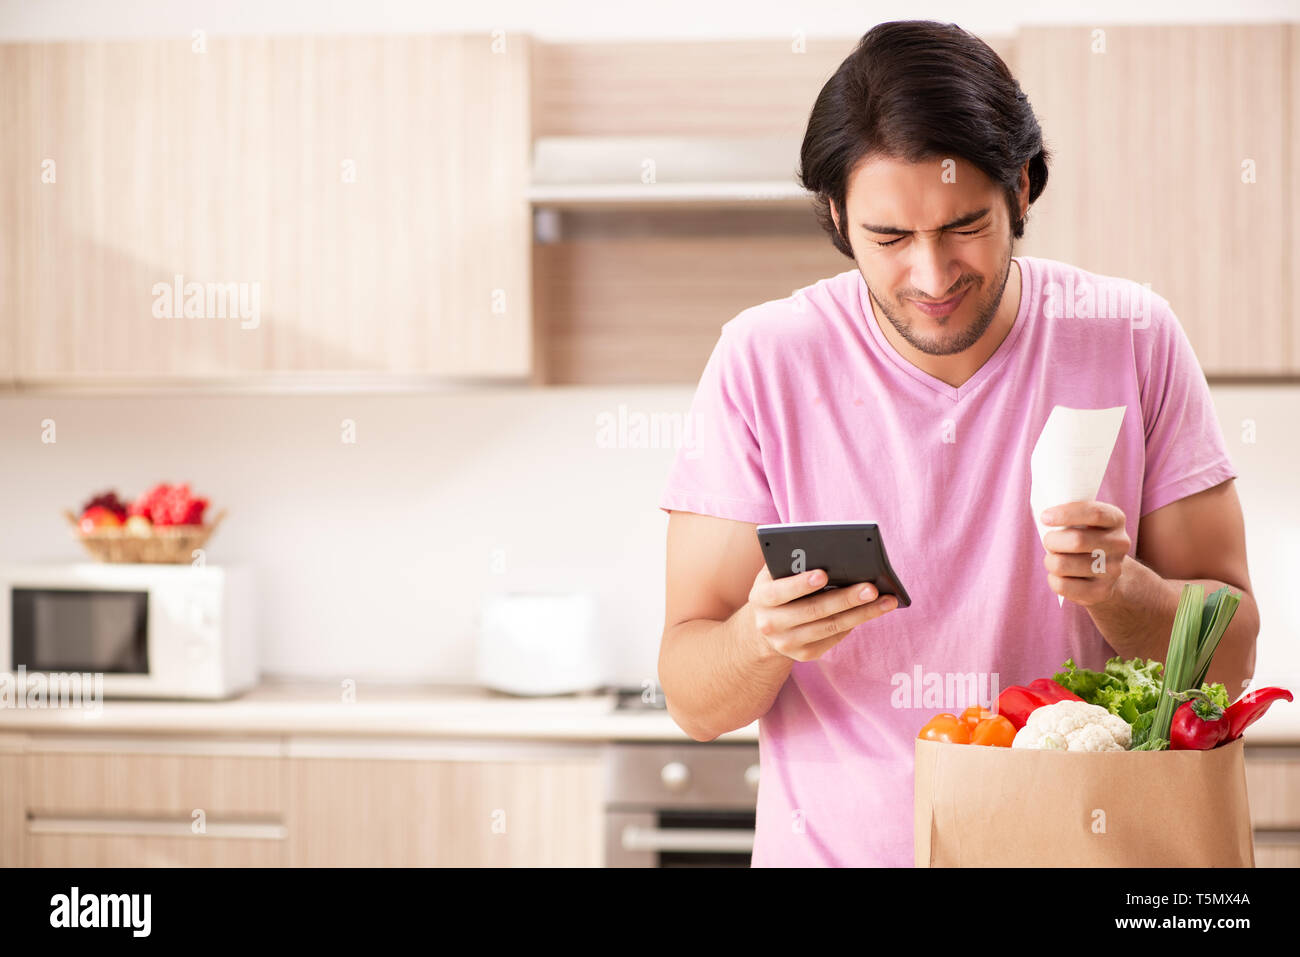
[658,255,1237,867]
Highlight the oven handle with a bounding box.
[621,825,754,854]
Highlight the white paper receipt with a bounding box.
[1029,405,1127,606]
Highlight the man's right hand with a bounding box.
[747,565,898,662]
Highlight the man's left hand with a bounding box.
[1040,499,1131,606]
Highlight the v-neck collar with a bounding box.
[856,256,1033,402]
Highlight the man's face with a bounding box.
[832,155,1018,357]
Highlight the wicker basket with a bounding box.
[64,509,227,564]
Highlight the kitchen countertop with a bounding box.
[2,678,1296,745]
[0,679,760,743]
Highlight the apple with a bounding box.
[79,506,122,534]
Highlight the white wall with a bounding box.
[2,385,1297,692]
[0,388,685,686]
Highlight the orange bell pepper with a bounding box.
[917,713,972,744]
[970,714,1016,747]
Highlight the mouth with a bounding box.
[908,286,969,319]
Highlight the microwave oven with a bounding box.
[0,563,257,700]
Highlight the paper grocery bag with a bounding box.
[914,737,1254,867]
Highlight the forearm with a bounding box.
[658,602,793,741]
[1086,554,1259,696]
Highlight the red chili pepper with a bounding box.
[995,686,1051,730]
[1027,678,1084,704]
[1224,687,1294,741]
[1168,689,1229,750]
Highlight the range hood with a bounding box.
[527,135,811,208]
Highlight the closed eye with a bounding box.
[872,227,985,248]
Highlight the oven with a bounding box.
[604,741,760,867]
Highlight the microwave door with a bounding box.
[11,587,149,674]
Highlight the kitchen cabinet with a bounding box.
[1015,24,1293,375]
[0,35,532,385]
[17,734,286,867]
[529,36,880,385]
[3,729,1295,866]
[0,739,22,865]
[286,739,604,867]
[1,732,603,867]
[1244,746,1300,868]
[531,26,1297,384]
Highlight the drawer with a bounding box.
[24,735,284,817]
[1244,748,1300,829]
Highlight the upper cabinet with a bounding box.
[0,35,532,385]
[2,27,1295,389]
[1015,25,1294,375]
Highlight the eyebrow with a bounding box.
[860,207,991,236]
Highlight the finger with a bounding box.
[1041,526,1100,554]
[754,567,831,607]
[1040,499,1124,529]
[777,594,898,655]
[1043,551,1102,578]
[1047,573,1110,606]
[769,579,881,632]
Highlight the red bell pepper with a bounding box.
[995,686,1051,730]
[1224,687,1293,741]
[1168,688,1230,750]
[1028,678,1084,704]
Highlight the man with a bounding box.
[656,20,1258,867]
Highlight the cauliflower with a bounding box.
[1011,700,1132,751]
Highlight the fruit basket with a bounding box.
[65,484,225,564]
[64,509,227,563]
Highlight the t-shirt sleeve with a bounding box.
[1136,295,1238,517]
[658,320,781,525]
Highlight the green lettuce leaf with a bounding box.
[1054,656,1164,723]
[1130,708,1156,748]
[1200,682,1230,710]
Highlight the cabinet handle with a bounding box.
[28,816,286,840]
[621,825,753,853]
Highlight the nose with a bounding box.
[907,240,962,302]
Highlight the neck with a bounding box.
[873,257,1022,390]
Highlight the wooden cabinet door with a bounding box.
[0,34,531,382]
[1,39,275,379]
[1244,746,1300,868]
[263,35,532,376]
[1015,25,1291,375]
[23,735,287,867]
[0,740,23,866]
[287,740,604,866]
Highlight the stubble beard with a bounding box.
[867,243,1013,357]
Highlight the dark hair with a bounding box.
[798,20,1051,259]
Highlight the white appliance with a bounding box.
[476,591,603,695]
[0,563,257,700]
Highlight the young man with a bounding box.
[657,20,1258,867]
